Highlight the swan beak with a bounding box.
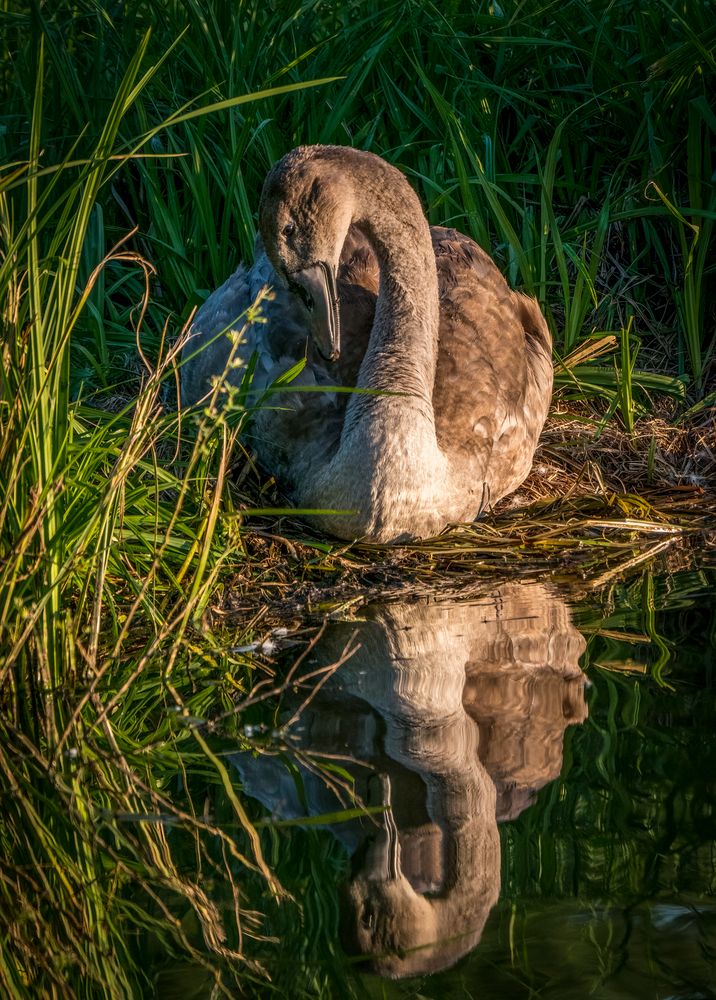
[290,262,340,362]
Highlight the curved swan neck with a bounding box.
[341,150,440,404]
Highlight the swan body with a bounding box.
[182,146,553,542]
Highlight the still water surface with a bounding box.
[161,570,716,999]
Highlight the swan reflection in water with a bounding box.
[231,582,587,978]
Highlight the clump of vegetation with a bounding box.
[0,0,714,995]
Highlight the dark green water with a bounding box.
[156,567,716,999]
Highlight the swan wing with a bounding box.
[182,238,321,406]
[430,227,552,500]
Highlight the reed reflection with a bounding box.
[232,582,587,978]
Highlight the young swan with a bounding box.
[185,145,553,542]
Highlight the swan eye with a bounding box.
[283,221,296,238]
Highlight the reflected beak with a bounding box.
[289,262,340,362]
[362,774,400,882]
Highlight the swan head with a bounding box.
[259,146,354,362]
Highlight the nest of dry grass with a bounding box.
[209,396,716,630]
[510,403,716,504]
